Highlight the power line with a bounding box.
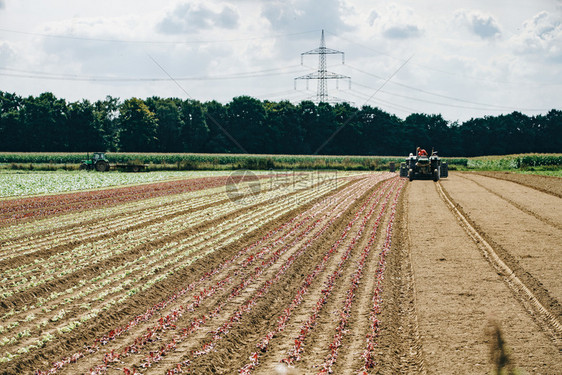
[147,53,248,154]
[347,88,420,114]
[348,66,552,112]
[352,81,550,112]
[257,89,309,100]
[312,55,412,154]
[0,27,320,45]
[0,65,305,82]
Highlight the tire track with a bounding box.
[436,181,562,349]
[458,173,561,230]
[471,171,562,199]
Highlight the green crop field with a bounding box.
[0,152,559,173]
[0,152,407,171]
[0,171,240,198]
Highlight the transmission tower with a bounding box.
[294,30,350,104]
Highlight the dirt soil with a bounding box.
[407,175,560,374]
[473,171,562,198]
[1,171,560,375]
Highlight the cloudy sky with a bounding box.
[0,0,560,121]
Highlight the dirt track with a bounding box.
[1,171,560,374]
[406,174,560,374]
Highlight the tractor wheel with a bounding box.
[399,163,407,178]
[95,160,109,172]
[433,168,440,182]
[408,169,414,182]
[79,163,87,170]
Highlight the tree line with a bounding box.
[0,91,560,157]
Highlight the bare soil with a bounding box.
[1,171,560,375]
[407,174,560,374]
[472,171,562,198]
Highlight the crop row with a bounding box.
[32,174,392,374]
[0,183,228,259]
[1,173,334,296]
[181,181,392,371]
[278,179,401,369]
[0,173,268,225]
[4,174,384,367]
[0,171,241,198]
[467,154,562,170]
[1,171,339,241]
[238,178,400,374]
[1,178,341,361]
[319,180,404,374]
[108,178,379,372]
[360,179,403,372]
[0,152,406,171]
[126,176,388,374]
[0,170,321,261]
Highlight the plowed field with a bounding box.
[1,171,560,374]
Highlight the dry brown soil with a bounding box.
[1,171,560,375]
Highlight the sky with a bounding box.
[0,0,561,122]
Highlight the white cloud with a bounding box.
[367,3,424,39]
[261,0,353,35]
[157,2,239,34]
[383,24,422,39]
[0,0,5,10]
[509,11,562,62]
[454,9,501,39]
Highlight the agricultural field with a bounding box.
[0,171,273,198]
[0,170,560,374]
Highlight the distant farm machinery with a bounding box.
[80,152,146,172]
[399,151,448,181]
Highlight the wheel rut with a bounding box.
[437,181,562,349]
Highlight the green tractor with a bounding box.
[80,152,110,172]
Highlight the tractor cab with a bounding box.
[92,152,104,161]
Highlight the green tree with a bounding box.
[66,100,104,151]
[227,96,268,153]
[94,96,120,151]
[263,100,305,154]
[118,98,158,152]
[329,102,360,155]
[358,106,401,155]
[458,117,490,156]
[203,100,230,153]
[146,97,184,152]
[20,92,68,151]
[181,99,209,152]
[0,92,23,151]
[314,102,339,155]
[536,110,562,153]
[297,101,338,155]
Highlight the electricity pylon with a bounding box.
[294,29,350,104]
